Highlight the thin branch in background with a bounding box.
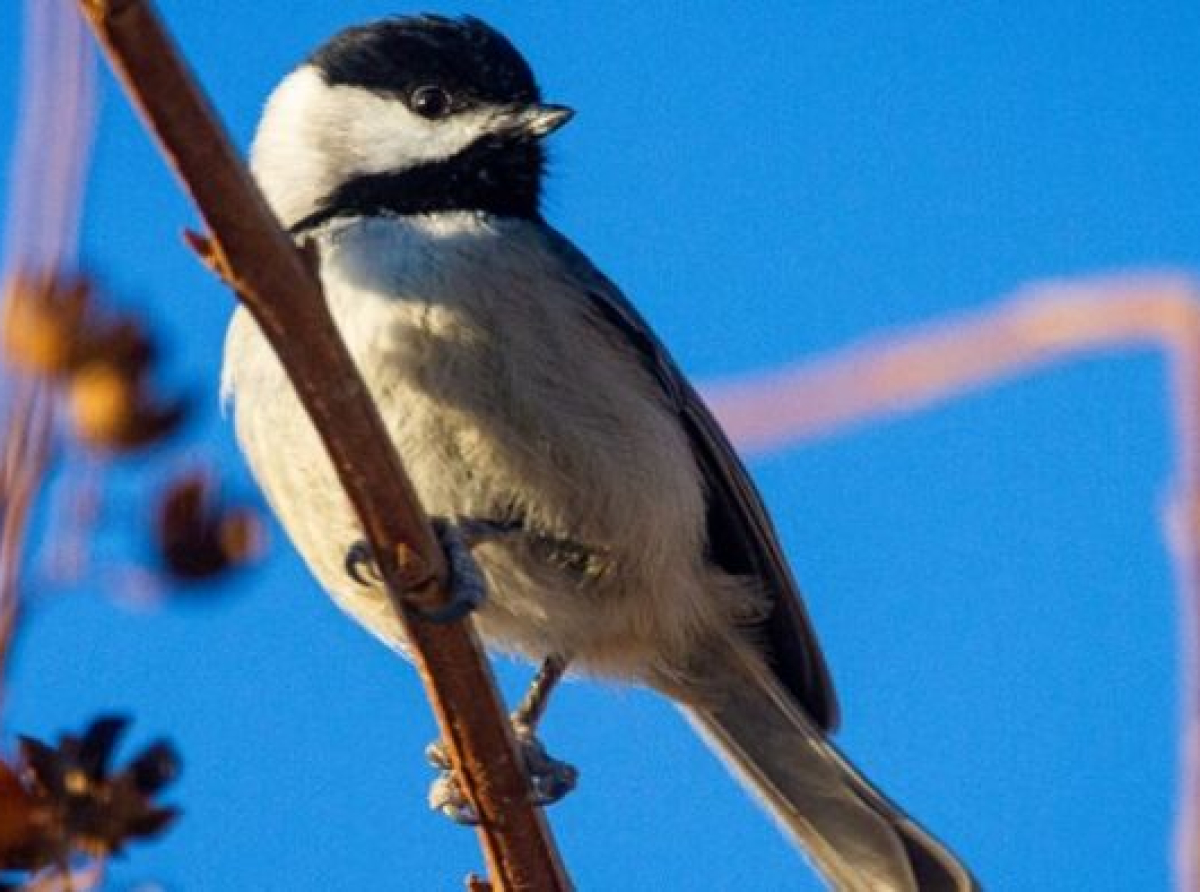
[2,0,96,274]
[74,1,570,889]
[1,2,203,884]
[0,0,97,704]
[0,371,53,701]
[703,272,1200,891]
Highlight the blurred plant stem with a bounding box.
[705,273,1200,890]
[0,0,96,704]
[0,371,53,707]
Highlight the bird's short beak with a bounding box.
[516,103,575,138]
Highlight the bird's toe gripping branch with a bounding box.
[426,733,578,825]
[347,521,578,822]
[343,518,487,623]
[512,725,580,808]
[426,653,579,824]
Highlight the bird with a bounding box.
[222,14,977,891]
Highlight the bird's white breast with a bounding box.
[223,213,733,679]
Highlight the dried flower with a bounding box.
[66,364,188,453]
[2,273,91,377]
[0,716,180,874]
[0,760,42,872]
[155,473,264,582]
[2,272,189,453]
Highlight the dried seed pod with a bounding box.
[0,717,180,873]
[1,273,91,377]
[155,472,264,582]
[65,362,188,453]
[3,272,189,452]
[66,362,135,443]
[218,508,266,567]
[71,316,157,381]
[0,759,44,869]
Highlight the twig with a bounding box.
[704,272,1200,890]
[0,371,53,704]
[3,0,95,274]
[73,2,570,889]
[0,0,97,707]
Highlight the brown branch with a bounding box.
[73,2,570,889]
[703,273,1200,890]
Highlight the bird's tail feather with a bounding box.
[681,644,977,891]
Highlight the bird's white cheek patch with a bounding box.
[249,65,498,227]
[334,87,494,173]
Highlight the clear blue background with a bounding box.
[3,3,1198,889]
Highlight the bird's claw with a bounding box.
[343,518,487,624]
[426,730,578,825]
[428,773,479,825]
[426,740,479,824]
[344,540,384,588]
[513,724,579,806]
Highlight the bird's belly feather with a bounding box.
[222,215,753,683]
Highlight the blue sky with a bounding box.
[3,3,1199,889]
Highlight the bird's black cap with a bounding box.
[309,15,542,107]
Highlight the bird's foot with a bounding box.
[343,518,486,623]
[513,722,579,806]
[426,745,479,825]
[426,728,579,825]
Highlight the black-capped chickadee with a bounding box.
[222,15,976,891]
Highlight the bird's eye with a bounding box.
[411,85,451,119]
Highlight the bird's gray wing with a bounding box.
[542,226,839,730]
